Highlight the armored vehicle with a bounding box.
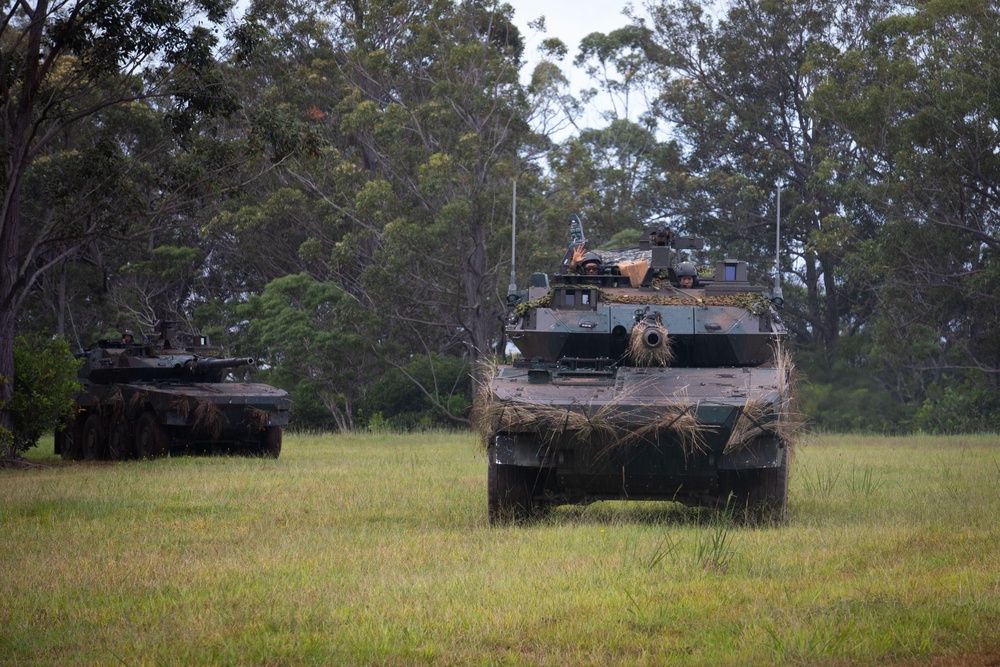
[55,320,290,460]
[479,223,793,524]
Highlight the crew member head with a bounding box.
[676,262,698,288]
[579,252,602,276]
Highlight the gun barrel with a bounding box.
[642,326,665,348]
[190,357,255,373]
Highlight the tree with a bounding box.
[639,0,893,357]
[0,0,235,455]
[217,0,533,419]
[0,334,80,458]
[818,0,1000,429]
[519,23,687,264]
[242,273,380,432]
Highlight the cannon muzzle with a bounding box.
[189,357,255,374]
[642,325,665,348]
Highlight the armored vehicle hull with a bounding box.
[481,226,793,524]
[55,320,290,460]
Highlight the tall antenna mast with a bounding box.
[774,181,783,303]
[508,180,517,297]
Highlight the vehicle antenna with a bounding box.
[508,179,517,298]
[774,181,784,305]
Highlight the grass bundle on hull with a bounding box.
[474,361,707,460]
[245,407,271,430]
[622,404,709,461]
[723,342,803,454]
[193,400,224,440]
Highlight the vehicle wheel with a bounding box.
[259,426,282,458]
[722,443,789,526]
[56,416,85,460]
[107,422,132,460]
[487,442,535,525]
[135,412,169,460]
[82,414,107,460]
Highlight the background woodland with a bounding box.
[3,0,999,437]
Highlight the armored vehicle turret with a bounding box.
[479,222,794,524]
[55,320,290,460]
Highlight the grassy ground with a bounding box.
[1,431,999,666]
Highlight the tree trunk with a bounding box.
[0,202,18,458]
[0,308,14,460]
[0,0,45,459]
[820,251,840,357]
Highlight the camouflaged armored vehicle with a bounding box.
[55,320,290,460]
[478,223,794,524]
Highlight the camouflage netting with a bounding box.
[474,344,801,461]
[473,362,710,460]
[723,343,803,454]
[516,286,772,318]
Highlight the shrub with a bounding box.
[357,354,471,430]
[0,335,81,455]
[914,375,1000,434]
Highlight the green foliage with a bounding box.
[8,0,1000,438]
[798,380,915,435]
[284,377,345,433]
[643,0,886,353]
[914,374,1000,434]
[243,273,380,431]
[546,119,681,246]
[1,336,81,454]
[357,354,471,430]
[795,340,915,434]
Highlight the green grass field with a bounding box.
[2,432,999,666]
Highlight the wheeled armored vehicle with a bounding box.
[479,223,793,524]
[55,320,290,460]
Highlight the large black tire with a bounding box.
[135,412,170,460]
[107,421,132,460]
[82,414,107,461]
[487,443,537,525]
[56,416,85,460]
[260,425,282,458]
[722,444,789,526]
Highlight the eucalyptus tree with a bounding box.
[242,273,379,432]
[639,0,894,356]
[817,0,1000,428]
[0,0,237,452]
[539,25,685,245]
[216,0,532,426]
[332,0,530,368]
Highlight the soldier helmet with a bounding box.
[579,252,602,274]
[121,330,134,343]
[675,261,698,277]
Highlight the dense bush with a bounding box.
[794,342,916,434]
[798,381,915,434]
[914,375,1000,434]
[357,354,471,430]
[1,335,81,455]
